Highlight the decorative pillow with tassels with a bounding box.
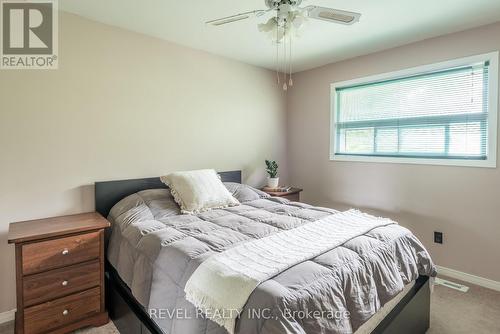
[160,169,240,214]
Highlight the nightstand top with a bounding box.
[262,187,303,197]
[8,212,110,244]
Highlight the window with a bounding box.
[330,52,498,167]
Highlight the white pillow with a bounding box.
[160,169,240,214]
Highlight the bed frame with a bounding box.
[95,170,430,334]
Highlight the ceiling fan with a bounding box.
[206,1,361,90]
[207,0,361,27]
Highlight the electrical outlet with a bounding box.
[434,231,443,244]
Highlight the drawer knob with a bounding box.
[62,309,69,316]
[61,249,69,255]
[62,280,68,286]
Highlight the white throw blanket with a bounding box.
[184,210,396,334]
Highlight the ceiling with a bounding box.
[60,0,500,73]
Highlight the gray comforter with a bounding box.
[107,183,436,334]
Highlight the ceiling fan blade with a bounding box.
[206,10,268,26]
[303,6,361,25]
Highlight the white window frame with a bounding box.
[330,52,499,168]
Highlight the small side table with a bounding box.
[262,187,303,202]
[8,212,110,334]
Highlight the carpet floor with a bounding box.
[427,276,500,333]
[1,276,498,334]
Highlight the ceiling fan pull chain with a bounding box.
[276,42,280,85]
[289,32,293,87]
[276,14,280,85]
[283,25,288,91]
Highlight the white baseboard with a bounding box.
[0,309,15,325]
[437,265,500,292]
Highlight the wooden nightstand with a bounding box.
[8,212,110,334]
[262,187,303,202]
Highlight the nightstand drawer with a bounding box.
[22,231,100,275]
[262,187,303,202]
[24,287,101,334]
[282,193,300,202]
[23,260,100,307]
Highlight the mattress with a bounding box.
[107,183,436,334]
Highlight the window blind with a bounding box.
[334,62,490,160]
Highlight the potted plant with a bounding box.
[265,160,279,188]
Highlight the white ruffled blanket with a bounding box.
[184,210,396,334]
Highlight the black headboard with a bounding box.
[95,170,242,218]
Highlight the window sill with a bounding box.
[329,154,497,168]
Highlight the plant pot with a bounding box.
[267,177,279,188]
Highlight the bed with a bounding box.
[95,170,436,334]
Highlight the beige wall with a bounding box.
[0,13,287,313]
[287,22,500,282]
